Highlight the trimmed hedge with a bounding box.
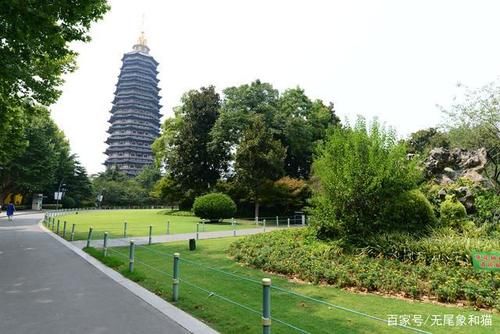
[192,193,236,222]
[229,229,500,310]
[381,190,437,233]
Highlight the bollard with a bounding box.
[167,221,170,235]
[70,224,76,241]
[276,216,279,227]
[62,221,67,238]
[262,278,272,334]
[148,225,153,245]
[302,215,305,226]
[128,240,135,272]
[196,223,199,240]
[56,220,60,235]
[232,218,236,237]
[123,221,127,238]
[103,232,108,257]
[287,218,290,228]
[172,253,180,301]
[263,219,266,233]
[202,221,205,232]
[86,227,93,248]
[255,216,259,226]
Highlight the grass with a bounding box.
[85,237,499,334]
[48,209,262,240]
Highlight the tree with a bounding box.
[153,86,222,207]
[440,82,500,188]
[234,116,286,218]
[210,80,280,173]
[407,128,450,154]
[0,106,69,201]
[92,169,148,207]
[43,154,93,207]
[310,117,422,240]
[0,1,109,191]
[276,88,340,178]
[0,0,109,106]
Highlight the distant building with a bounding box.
[104,33,161,176]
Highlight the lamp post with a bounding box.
[55,180,66,210]
[97,189,104,209]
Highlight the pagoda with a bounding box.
[104,33,162,176]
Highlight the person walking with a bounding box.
[6,202,15,221]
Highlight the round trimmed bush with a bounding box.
[192,193,236,222]
[440,196,467,226]
[381,190,437,233]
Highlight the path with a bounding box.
[71,226,289,249]
[0,213,200,334]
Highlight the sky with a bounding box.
[51,0,500,175]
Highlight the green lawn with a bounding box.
[49,209,261,240]
[86,237,499,334]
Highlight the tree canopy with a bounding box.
[440,82,500,188]
[0,0,109,105]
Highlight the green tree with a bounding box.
[92,169,148,207]
[0,107,68,201]
[153,86,222,207]
[440,82,500,188]
[276,88,340,178]
[210,80,279,172]
[407,128,450,154]
[44,154,93,207]
[0,0,109,105]
[310,117,422,240]
[234,116,286,218]
[0,99,30,165]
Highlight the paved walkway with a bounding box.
[71,226,287,249]
[0,213,192,334]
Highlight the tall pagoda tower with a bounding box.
[104,33,161,176]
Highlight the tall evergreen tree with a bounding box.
[153,86,222,206]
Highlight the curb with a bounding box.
[39,221,219,334]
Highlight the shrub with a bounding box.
[229,230,500,310]
[380,190,437,233]
[475,191,500,224]
[440,196,467,226]
[62,196,76,208]
[310,117,422,240]
[192,193,236,222]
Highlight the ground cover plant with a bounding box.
[54,209,257,240]
[85,237,499,334]
[229,229,500,311]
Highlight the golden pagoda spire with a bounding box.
[132,31,150,54]
[137,31,147,46]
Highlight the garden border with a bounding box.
[39,220,219,334]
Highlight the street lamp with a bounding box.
[55,180,66,210]
[97,189,105,209]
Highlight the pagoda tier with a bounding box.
[104,33,162,176]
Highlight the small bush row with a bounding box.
[362,231,500,266]
[229,229,500,310]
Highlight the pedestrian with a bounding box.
[7,201,15,221]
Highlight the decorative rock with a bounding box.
[424,147,488,186]
[438,188,447,200]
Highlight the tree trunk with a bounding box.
[254,201,260,220]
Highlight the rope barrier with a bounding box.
[86,229,430,334]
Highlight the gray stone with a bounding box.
[424,147,488,186]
